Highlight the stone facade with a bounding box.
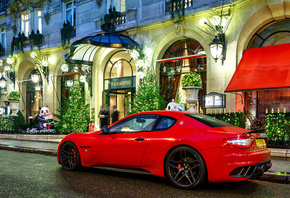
[1,0,290,129]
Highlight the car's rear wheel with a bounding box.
[165,146,207,189]
[59,142,81,171]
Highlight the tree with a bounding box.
[130,69,166,114]
[55,81,90,134]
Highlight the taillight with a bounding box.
[224,136,255,148]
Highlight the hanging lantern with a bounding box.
[0,76,7,88]
[31,70,40,83]
[65,79,74,87]
[209,36,223,62]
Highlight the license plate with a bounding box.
[256,139,266,147]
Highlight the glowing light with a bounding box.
[61,64,69,72]
[30,52,37,58]
[199,18,207,26]
[6,58,14,64]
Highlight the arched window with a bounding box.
[160,39,206,111]
[246,20,290,118]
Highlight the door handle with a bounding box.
[134,137,145,141]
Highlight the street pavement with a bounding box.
[0,134,289,184]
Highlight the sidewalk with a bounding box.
[0,134,289,184]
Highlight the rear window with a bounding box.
[186,114,233,127]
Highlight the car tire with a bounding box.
[165,146,207,189]
[59,141,82,171]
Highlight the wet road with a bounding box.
[0,150,289,198]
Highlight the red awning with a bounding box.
[225,43,290,92]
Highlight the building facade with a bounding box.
[1,0,290,130]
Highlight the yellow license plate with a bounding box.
[256,139,266,147]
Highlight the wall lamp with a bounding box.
[197,2,234,63]
[0,58,15,88]
[30,51,54,83]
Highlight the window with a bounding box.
[0,27,5,49]
[186,114,233,127]
[34,10,42,33]
[156,117,176,130]
[65,0,76,26]
[21,11,31,36]
[21,10,42,37]
[107,0,125,12]
[109,115,158,133]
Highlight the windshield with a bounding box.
[186,114,233,127]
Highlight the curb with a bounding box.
[0,144,57,156]
[253,171,290,184]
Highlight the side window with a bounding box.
[110,115,158,133]
[156,117,176,130]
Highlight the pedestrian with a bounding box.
[98,104,110,129]
[112,105,119,123]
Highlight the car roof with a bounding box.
[133,110,187,117]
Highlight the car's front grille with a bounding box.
[229,160,272,177]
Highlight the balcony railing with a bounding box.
[115,13,126,25]
[165,0,194,13]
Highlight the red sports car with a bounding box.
[57,111,271,189]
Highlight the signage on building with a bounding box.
[110,76,136,90]
[203,92,226,108]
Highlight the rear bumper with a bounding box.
[229,160,272,178]
[201,146,271,183]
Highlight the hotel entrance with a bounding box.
[103,50,136,122]
[109,89,133,118]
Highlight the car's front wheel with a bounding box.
[165,146,207,189]
[59,142,81,171]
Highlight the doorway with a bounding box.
[109,89,132,122]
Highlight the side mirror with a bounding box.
[102,125,109,133]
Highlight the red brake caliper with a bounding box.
[73,150,76,162]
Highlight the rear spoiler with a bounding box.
[244,129,267,138]
[244,129,265,134]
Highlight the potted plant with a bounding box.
[181,72,202,113]
[7,90,20,116]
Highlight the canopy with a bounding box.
[66,33,140,65]
[225,43,290,92]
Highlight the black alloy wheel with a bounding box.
[59,142,82,171]
[165,146,207,189]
